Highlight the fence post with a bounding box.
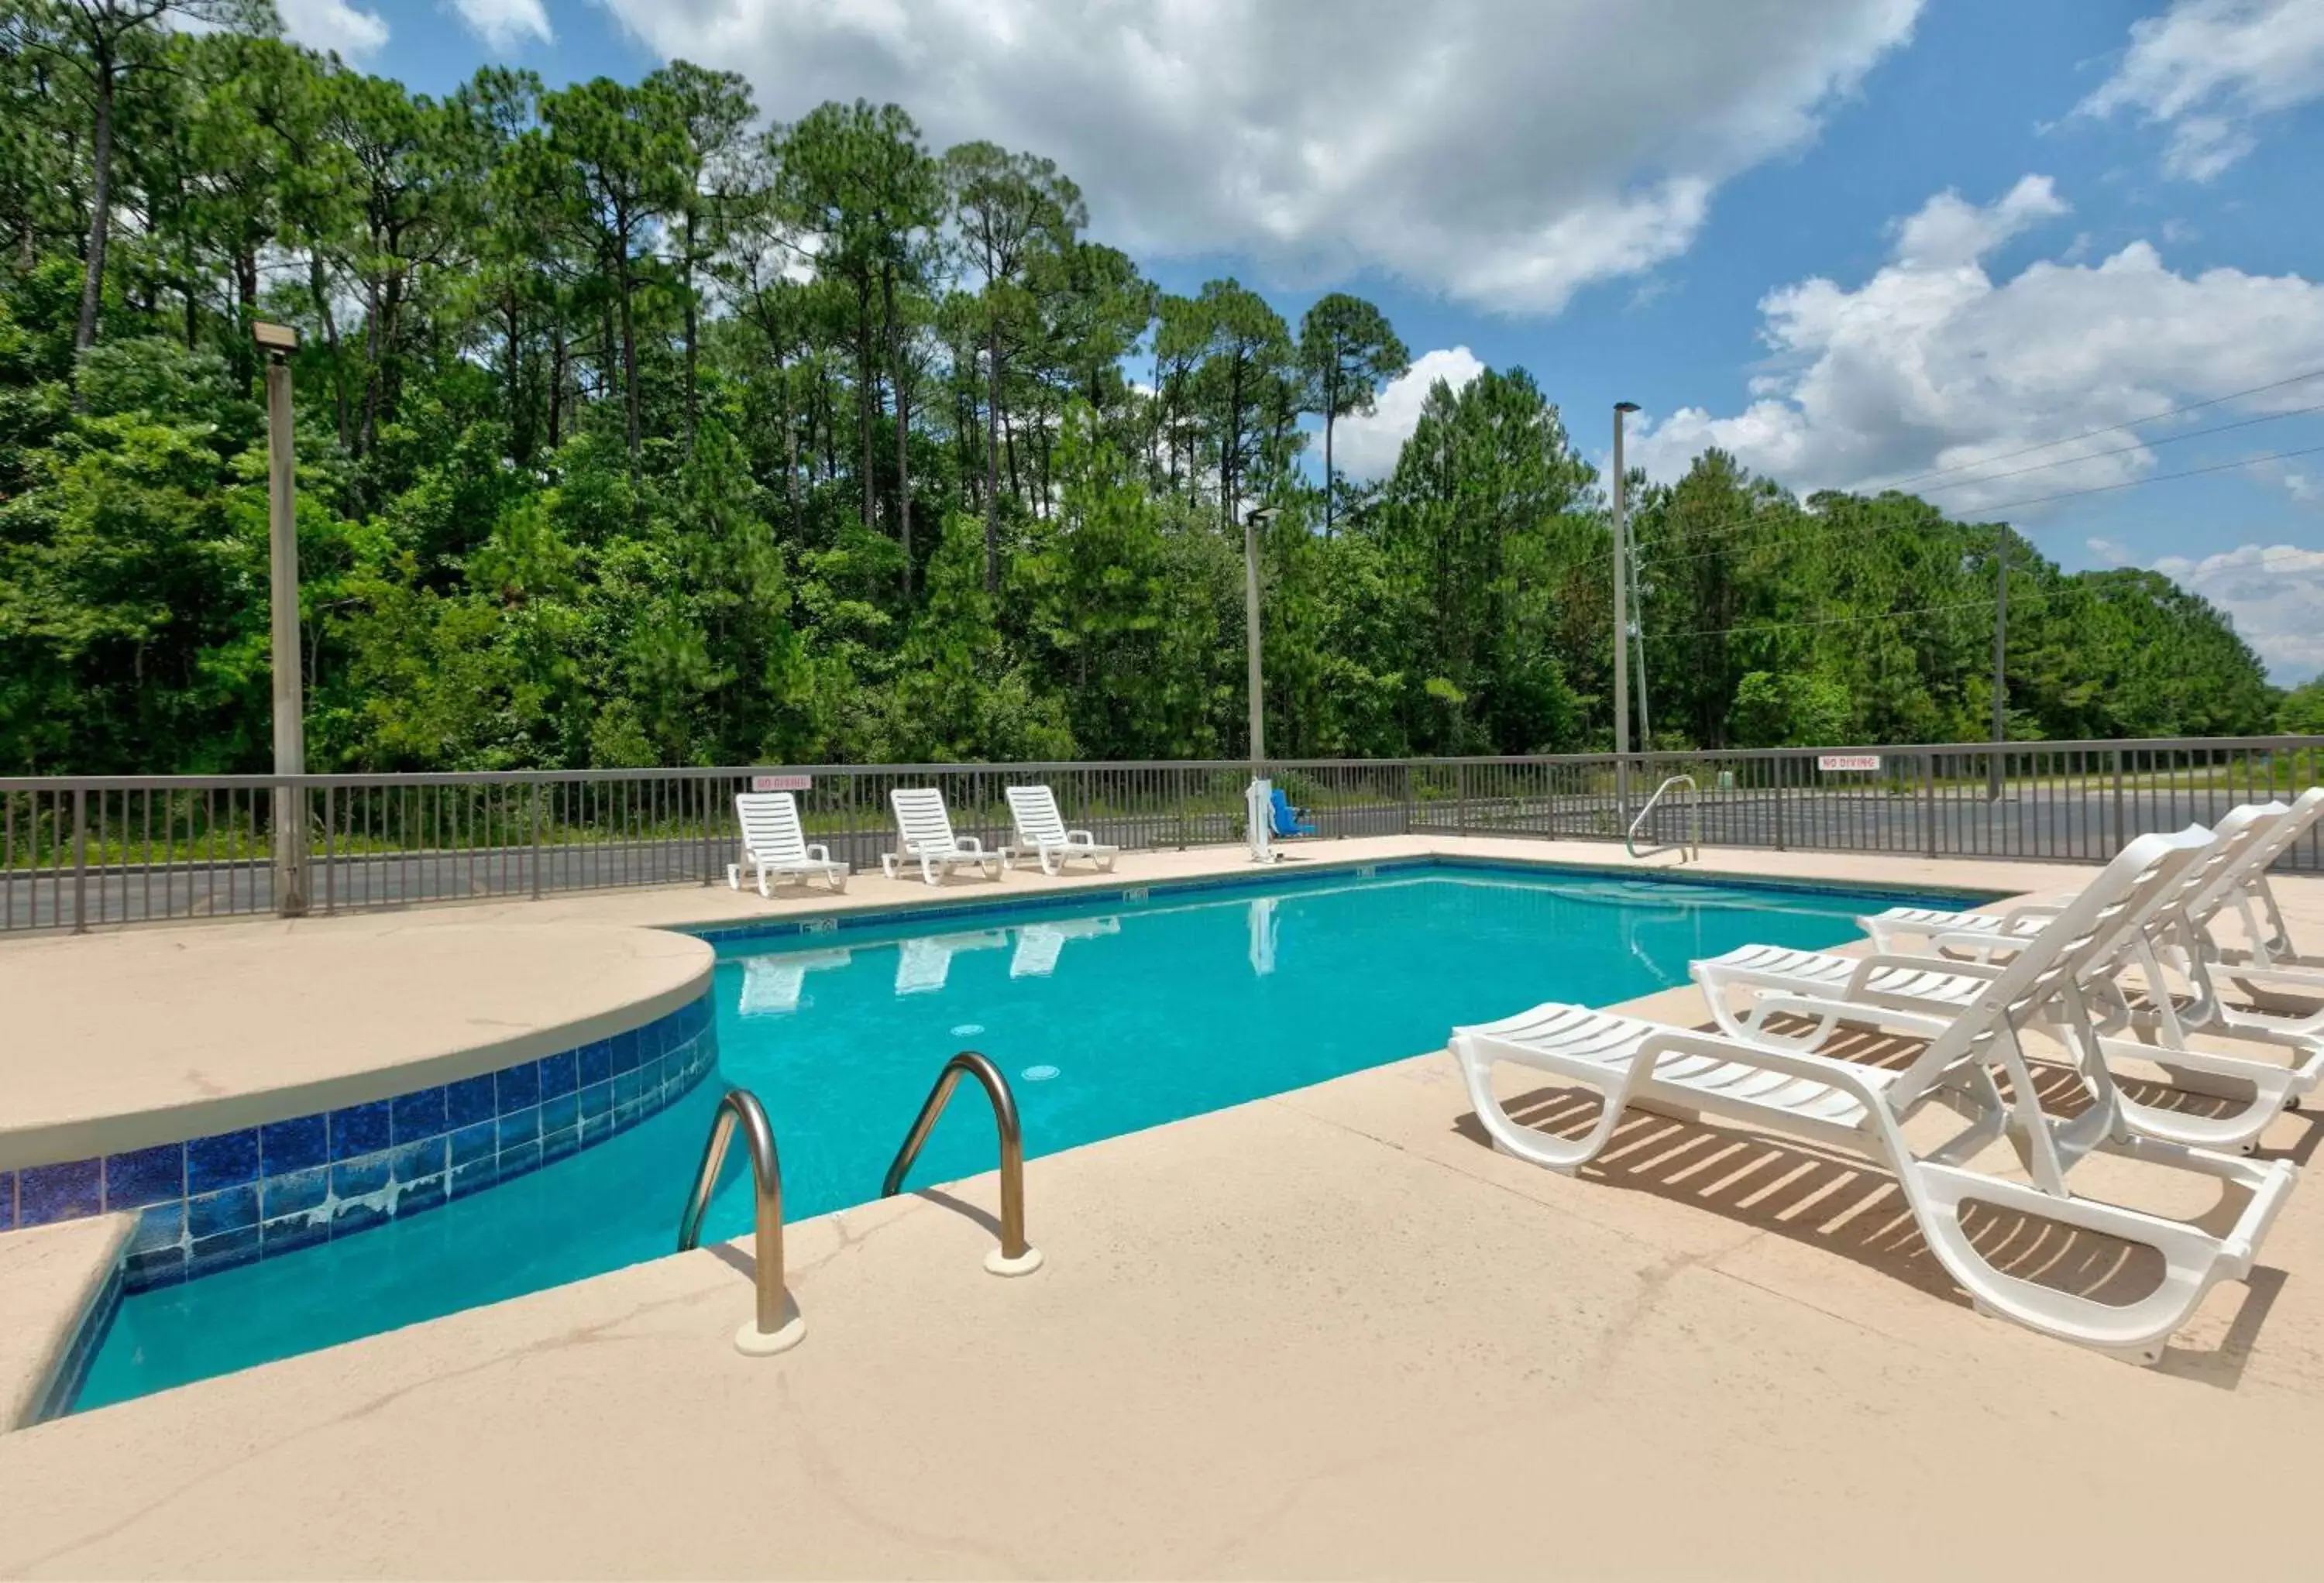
[699,774,717,887]
[70,785,88,934]
[323,783,337,915]
[1403,761,1415,836]
[2112,750,2125,857]
[530,778,545,901]
[1921,751,1936,857]
[1457,764,1470,836]
[1175,767,1188,850]
[1772,757,1786,852]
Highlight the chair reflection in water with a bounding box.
[1008,917,1122,979]
[737,949,853,1018]
[895,930,1010,994]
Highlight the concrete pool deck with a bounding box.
[2,836,2322,1578]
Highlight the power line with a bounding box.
[1877,366,2324,493]
[1642,594,2051,644]
[1600,369,2324,566]
[1904,400,2324,496]
[1627,441,2324,574]
[1639,539,2324,650]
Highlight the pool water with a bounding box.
[76,861,1979,1410]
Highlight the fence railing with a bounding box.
[5,737,2320,933]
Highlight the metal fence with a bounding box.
[5,736,2320,933]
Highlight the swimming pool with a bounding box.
[75,860,1984,1410]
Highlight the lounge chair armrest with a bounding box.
[806,843,830,862]
[1741,990,1959,1044]
[1067,828,1095,844]
[1635,1026,1896,1105]
[1848,950,2007,993]
[954,835,987,853]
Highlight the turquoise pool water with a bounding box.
[76,860,1978,1410]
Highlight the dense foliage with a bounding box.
[0,2,2281,773]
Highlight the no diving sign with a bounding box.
[751,773,813,792]
[1816,754,1881,773]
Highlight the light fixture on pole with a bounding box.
[1612,401,1639,827]
[255,321,308,916]
[1244,504,1281,863]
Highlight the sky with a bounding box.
[287,0,2324,680]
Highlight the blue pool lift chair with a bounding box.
[1270,787,1316,838]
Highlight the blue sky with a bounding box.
[294,1,2324,677]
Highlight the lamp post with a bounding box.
[1244,504,1281,862]
[1612,401,1639,827]
[254,320,308,916]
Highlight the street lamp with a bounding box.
[1244,504,1281,862]
[254,321,308,916]
[1612,401,1639,826]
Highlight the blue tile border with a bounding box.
[12,994,717,1307]
[690,853,2005,952]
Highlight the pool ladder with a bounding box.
[1626,774,1701,864]
[676,1053,1041,1355]
[882,1051,1043,1277]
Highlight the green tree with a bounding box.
[1297,292,1405,537]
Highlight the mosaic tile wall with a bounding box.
[0,995,717,1293]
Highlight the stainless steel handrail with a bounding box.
[882,1050,1041,1275]
[1627,774,1700,862]
[677,1087,803,1351]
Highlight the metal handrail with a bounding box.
[1627,774,1700,862]
[882,1051,1040,1274]
[677,1087,801,1351]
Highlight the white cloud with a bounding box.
[1330,347,1483,480]
[2288,472,2319,503]
[277,0,388,60]
[2154,542,2324,680]
[451,0,554,51]
[1889,174,2066,267]
[2080,0,2324,180]
[2088,536,2136,566]
[598,0,1923,314]
[1628,176,2324,514]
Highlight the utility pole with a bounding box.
[1989,527,2007,802]
[256,321,308,915]
[1613,402,1638,826]
[1244,504,1281,861]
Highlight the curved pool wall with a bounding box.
[5,996,717,1300]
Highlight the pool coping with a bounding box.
[686,848,2010,950]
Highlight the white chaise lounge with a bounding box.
[1452,829,2298,1364]
[1690,805,2324,1152]
[882,788,1004,886]
[727,791,849,896]
[1002,785,1120,875]
[1859,787,2324,957]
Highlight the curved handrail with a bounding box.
[882,1051,1037,1271]
[1626,773,1701,863]
[677,1087,796,1345]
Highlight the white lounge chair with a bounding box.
[1002,785,1119,875]
[1693,807,2324,1152]
[895,930,1008,994]
[881,788,1004,886]
[1452,829,2298,1364]
[726,792,849,896]
[1009,916,1121,978]
[737,949,852,1017]
[1860,788,2324,956]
